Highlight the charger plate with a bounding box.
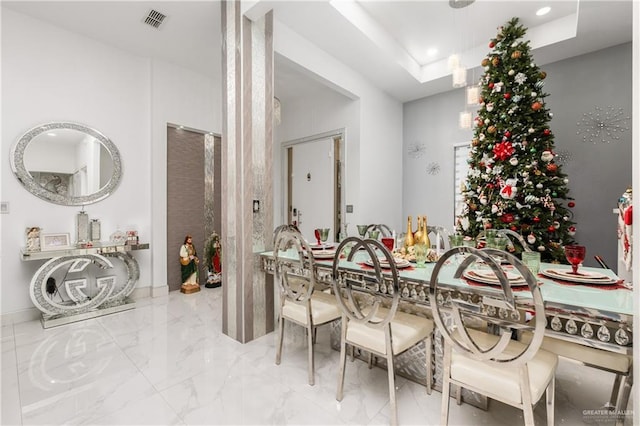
[365,258,412,269]
[541,268,617,284]
[463,269,528,287]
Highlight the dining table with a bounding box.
[259,246,633,410]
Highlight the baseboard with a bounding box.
[1,285,170,326]
[1,307,40,326]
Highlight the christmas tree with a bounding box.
[455,17,576,263]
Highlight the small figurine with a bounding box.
[180,235,200,294]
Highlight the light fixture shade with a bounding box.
[459,111,472,129]
[447,54,460,70]
[466,86,480,105]
[452,66,467,88]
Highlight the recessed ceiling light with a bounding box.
[47,132,56,137]
[536,6,551,16]
[426,48,438,57]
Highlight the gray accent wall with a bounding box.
[403,43,632,269]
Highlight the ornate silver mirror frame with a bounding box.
[10,122,122,205]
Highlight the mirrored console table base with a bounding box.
[40,298,135,328]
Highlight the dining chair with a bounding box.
[273,226,341,386]
[497,229,532,252]
[331,237,434,426]
[430,246,557,426]
[365,223,393,237]
[521,332,632,425]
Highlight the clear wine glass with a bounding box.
[318,228,330,250]
[564,245,586,275]
[356,225,368,239]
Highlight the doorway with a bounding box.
[167,125,222,292]
[284,130,344,243]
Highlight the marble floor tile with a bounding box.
[1,287,634,425]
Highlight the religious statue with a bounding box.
[180,235,200,294]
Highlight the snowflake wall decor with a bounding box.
[553,149,572,165]
[576,106,629,144]
[407,143,426,159]
[426,162,441,175]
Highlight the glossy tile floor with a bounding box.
[1,288,634,425]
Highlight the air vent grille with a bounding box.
[143,9,167,29]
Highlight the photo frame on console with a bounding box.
[40,233,72,251]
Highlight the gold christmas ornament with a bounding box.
[511,50,522,59]
[539,71,547,79]
[487,125,497,134]
[492,57,500,67]
[481,58,490,67]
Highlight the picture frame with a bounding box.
[40,233,72,251]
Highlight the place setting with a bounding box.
[308,227,336,260]
[363,256,413,269]
[539,245,628,289]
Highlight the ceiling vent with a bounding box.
[143,9,167,29]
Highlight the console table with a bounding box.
[21,242,149,328]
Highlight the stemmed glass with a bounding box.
[317,228,330,250]
[356,225,368,239]
[564,245,586,275]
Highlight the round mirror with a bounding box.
[10,122,122,205]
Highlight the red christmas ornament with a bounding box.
[504,130,511,138]
[484,222,493,229]
[548,225,556,232]
[489,41,495,48]
[533,217,541,223]
[504,92,511,100]
[510,225,518,232]
[546,164,558,173]
[568,201,576,208]
[543,129,551,136]
[486,183,494,189]
[488,82,494,89]
[500,213,515,224]
[531,101,542,111]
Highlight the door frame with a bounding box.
[281,128,346,241]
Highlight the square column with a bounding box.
[221,1,274,342]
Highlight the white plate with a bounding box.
[463,269,529,287]
[312,250,336,260]
[541,269,618,284]
[310,243,334,250]
[365,258,412,269]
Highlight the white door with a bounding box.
[289,137,335,244]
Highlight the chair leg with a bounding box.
[546,375,555,426]
[336,319,348,401]
[275,314,285,365]
[312,326,318,345]
[386,350,398,426]
[440,375,451,425]
[615,371,633,426]
[368,352,373,369]
[441,344,452,425]
[425,336,432,395]
[307,323,315,386]
[608,373,623,408]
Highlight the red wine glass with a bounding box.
[564,245,586,275]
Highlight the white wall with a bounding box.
[274,87,359,235]
[0,8,220,319]
[274,20,404,233]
